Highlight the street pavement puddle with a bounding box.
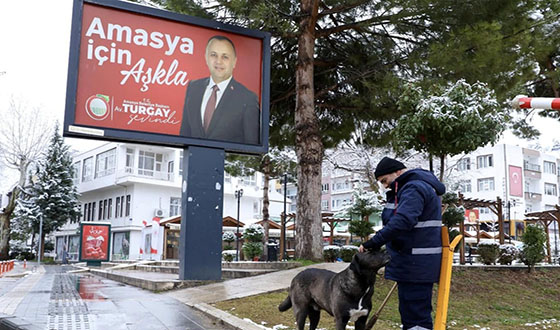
[75,275,107,301]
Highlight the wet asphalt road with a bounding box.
[1,265,225,330]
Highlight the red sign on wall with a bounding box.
[64,0,270,154]
[80,223,111,261]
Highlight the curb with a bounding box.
[187,302,264,330]
[0,314,42,330]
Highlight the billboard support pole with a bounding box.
[179,146,224,280]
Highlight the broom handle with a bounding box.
[365,282,398,330]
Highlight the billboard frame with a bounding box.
[63,0,270,155]
[78,222,112,264]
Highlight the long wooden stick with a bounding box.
[365,282,398,330]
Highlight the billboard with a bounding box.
[64,0,270,154]
[79,222,111,262]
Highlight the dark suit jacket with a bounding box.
[179,78,260,144]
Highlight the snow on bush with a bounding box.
[222,231,235,243]
[323,245,341,262]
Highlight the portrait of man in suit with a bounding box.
[179,35,260,145]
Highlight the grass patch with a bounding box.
[213,267,560,330]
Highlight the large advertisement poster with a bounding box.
[80,223,111,262]
[64,0,270,154]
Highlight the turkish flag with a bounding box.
[509,165,523,197]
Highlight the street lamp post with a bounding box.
[38,214,43,266]
[283,173,287,260]
[235,189,243,261]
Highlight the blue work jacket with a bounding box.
[363,169,445,283]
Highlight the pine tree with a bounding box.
[14,124,81,259]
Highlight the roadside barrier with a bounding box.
[0,259,15,276]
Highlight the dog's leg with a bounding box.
[293,306,308,330]
[354,315,367,330]
[308,309,320,330]
[335,317,350,330]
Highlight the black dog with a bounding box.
[278,250,390,330]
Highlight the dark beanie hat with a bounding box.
[374,157,406,179]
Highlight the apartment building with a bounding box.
[53,142,289,261]
[450,144,560,241]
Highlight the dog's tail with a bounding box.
[278,295,292,312]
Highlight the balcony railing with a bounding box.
[524,191,542,201]
[524,161,541,172]
[117,167,174,181]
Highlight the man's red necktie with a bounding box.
[204,85,219,132]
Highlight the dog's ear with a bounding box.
[349,252,362,275]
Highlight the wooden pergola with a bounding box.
[321,212,351,245]
[457,193,505,264]
[525,205,560,264]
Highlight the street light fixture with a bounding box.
[235,189,243,261]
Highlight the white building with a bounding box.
[53,142,290,261]
[450,144,560,242]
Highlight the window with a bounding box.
[125,148,134,173]
[457,180,472,193]
[83,203,88,222]
[477,155,493,169]
[107,199,112,219]
[477,178,495,191]
[138,151,163,176]
[120,195,125,217]
[99,200,103,220]
[321,200,329,210]
[321,184,329,193]
[224,172,231,183]
[82,157,93,182]
[167,161,174,180]
[253,201,260,214]
[73,162,81,182]
[92,202,96,221]
[333,181,350,191]
[242,173,257,186]
[543,161,557,175]
[95,148,116,178]
[125,194,131,216]
[169,197,181,216]
[179,151,183,176]
[115,197,121,218]
[457,158,470,171]
[544,183,557,196]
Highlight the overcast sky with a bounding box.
[0,0,559,179]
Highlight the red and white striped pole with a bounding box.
[511,95,560,110]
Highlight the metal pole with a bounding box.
[38,215,43,266]
[283,173,287,260]
[235,189,243,261]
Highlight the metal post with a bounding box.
[235,189,243,261]
[179,146,225,281]
[283,173,287,260]
[38,215,43,266]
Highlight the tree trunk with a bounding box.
[0,185,19,260]
[262,156,271,260]
[429,154,433,173]
[295,0,323,261]
[439,154,445,182]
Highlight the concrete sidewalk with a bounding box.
[167,262,349,330]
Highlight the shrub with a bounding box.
[222,250,236,262]
[348,220,374,242]
[244,224,264,242]
[519,224,547,272]
[498,244,518,265]
[323,245,340,262]
[242,242,263,260]
[340,245,359,262]
[222,231,235,244]
[477,241,499,265]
